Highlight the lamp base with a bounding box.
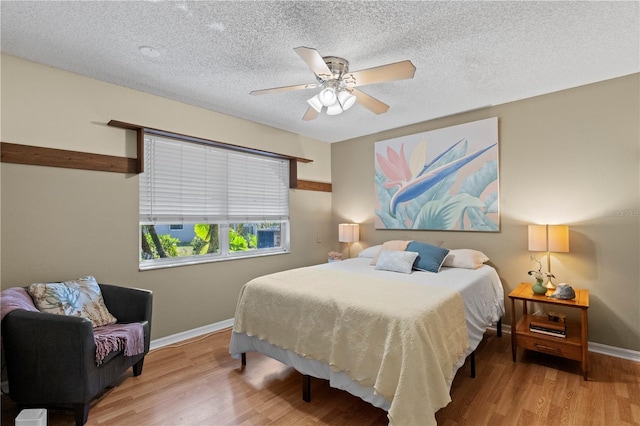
[545,280,557,297]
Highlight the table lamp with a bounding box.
[338,223,359,258]
[528,224,569,295]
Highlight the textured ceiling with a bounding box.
[2,1,638,143]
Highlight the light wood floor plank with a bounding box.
[2,328,639,425]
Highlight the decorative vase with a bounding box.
[532,279,547,295]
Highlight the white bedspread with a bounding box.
[232,261,482,426]
[321,258,505,350]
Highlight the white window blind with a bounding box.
[227,152,289,221]
[140,135,289,224]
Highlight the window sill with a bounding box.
[139,248,290,271]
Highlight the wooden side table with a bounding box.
[509,282,589,380]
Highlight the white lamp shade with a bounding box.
[326,102,343,115]
[528,224,569,252]
[548,225,569,252]
[528,225,548,251]
[307,94,323,112]
[338,223,359,243]
[338,90,356,110]
[318,88,337,106]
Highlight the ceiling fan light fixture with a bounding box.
[307,94,323,112]
[318,88,337,107]
[251,47,416,121]
[326,102,343,116]
[338,90,356,111]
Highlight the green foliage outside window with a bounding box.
[192,224,220,255]
[141,226,180,259]
[142,223,266,261]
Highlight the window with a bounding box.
[139,135,290,269]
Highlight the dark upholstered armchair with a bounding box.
[1,284,153,425]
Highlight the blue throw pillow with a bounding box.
[406,241,450,273]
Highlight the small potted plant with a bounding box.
[528,255,554,295]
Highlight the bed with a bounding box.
[229,247,504,426]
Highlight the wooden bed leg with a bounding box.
[470,351,476,378]
[241,353,246,366]
[302,375,311,402]
[497,318,503,337]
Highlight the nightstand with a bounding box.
[509,282,589,380]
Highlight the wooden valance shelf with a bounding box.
[107,120,313,168]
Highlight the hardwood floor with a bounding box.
[2,328,639,425]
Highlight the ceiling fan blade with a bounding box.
[343,60,416,87]
[302,107,319,121]
[294,46,333,81]
[250,83,320,95]
[351,88,390,115]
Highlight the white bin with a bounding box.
[15,409,47,426]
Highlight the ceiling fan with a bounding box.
[250,46,416,121]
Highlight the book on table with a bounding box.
[529,315,566,337]
[530,318,565,331]
[529,326,566,338]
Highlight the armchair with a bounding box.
[1,284,153,425]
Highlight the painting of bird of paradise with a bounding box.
[375,117,499,231]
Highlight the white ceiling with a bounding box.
[2,1,638,143]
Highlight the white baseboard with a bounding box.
[588,342,640,362]
[149,318,234,351]
[489,324,640,362]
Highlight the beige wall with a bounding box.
[332,74,640,351]
[0,54,333,339]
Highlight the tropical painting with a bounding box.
[374,117,499,231]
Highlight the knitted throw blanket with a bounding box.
[94,323,145,365]
[0,287,39,320]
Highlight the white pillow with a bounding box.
[442,249,489,269]
[358,245,383,258]
[374,250,419,274]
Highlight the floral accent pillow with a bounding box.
[28,276,117,327]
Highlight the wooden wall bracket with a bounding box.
[295,180,332,192]
[1,142,137,174]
